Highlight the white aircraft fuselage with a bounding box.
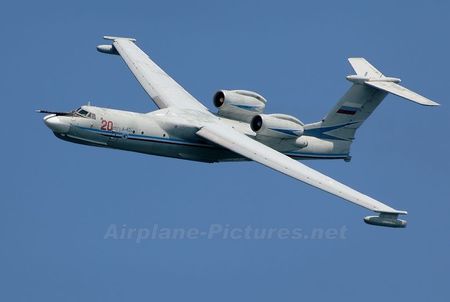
[44,105,349,163]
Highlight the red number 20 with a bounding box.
[101,120,113,131]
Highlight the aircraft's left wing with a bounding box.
[197,122,407,227]
[97,36,208,111]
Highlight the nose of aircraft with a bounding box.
[43,114,70,133]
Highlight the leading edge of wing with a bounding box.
[197,122,407,216]
[102,36,208,111]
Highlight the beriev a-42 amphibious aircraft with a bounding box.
[39,36,439,227]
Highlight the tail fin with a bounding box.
[348,57,384,78]
[304,58,439,145]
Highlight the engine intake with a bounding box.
[213,91,226,108]
[213,90,266,122]
[251,114,304,138]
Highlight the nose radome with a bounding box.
[44,114,70,133]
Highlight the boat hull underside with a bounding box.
[54,132,348,163]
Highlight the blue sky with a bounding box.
[2,0,450,301]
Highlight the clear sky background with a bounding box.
[2,0,450,301]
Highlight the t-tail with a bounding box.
[304,58,439,158]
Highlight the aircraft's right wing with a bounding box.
[97,36,208,111]
[197,122,407,227]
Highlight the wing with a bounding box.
[99,36,208,111]
[197,122,407,216]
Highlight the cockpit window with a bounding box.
[74,108,95,119]
[77,109,89,116]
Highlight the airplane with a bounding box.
[38,36,439,228]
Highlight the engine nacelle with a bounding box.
[214,90,266,122]
[250,114,304,138]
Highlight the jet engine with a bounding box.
[214,90,266,122]
[250,113,304,139]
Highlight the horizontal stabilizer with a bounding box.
[103,35,136,42]
[365,81,439,106]
[347,57,439,106]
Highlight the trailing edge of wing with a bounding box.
[197,123,407,216]
[99,36,208,111]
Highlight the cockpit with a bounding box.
[74,107,96,119]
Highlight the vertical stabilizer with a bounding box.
[304,58,438,147]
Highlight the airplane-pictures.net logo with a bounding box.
[104,224,348,243]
